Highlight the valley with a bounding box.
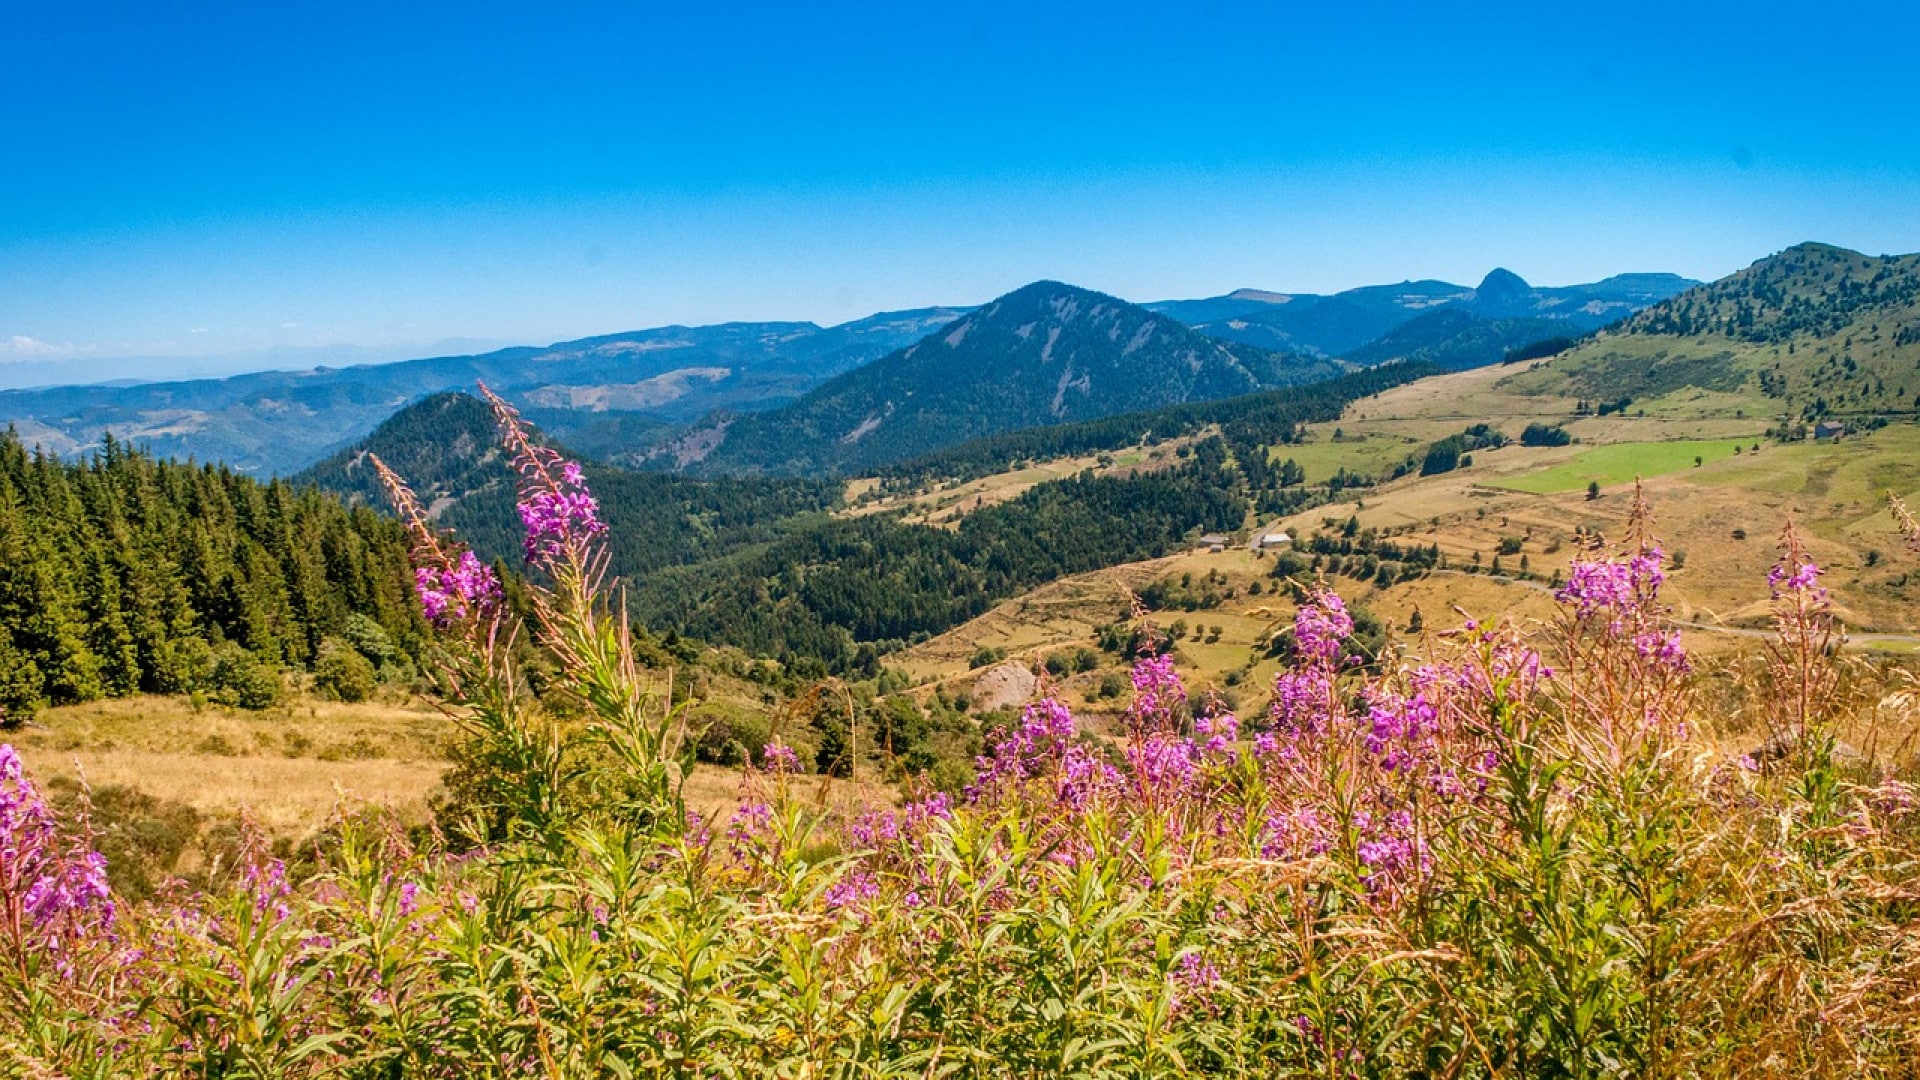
[10,242,1920,849]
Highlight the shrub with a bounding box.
[313,637,378,703]
[208,644,285,710]
[690,703,773,767]
[45,780,200,901]
[968,644,1006,669]
[1520,422,1573,447]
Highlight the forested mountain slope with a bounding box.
[666,281,1344,476]
[310,359,1433,674]
[298,392,843,580]
[0,432,425,720]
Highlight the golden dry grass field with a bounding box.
[7,692,891,848]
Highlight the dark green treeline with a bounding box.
[0,432,424,720]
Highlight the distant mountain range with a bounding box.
[0,308,967,474]
[660,281,1346,476]
[0,266,1694,476]
[1148,269,1697,357]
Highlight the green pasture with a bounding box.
[1490,438,1756,494]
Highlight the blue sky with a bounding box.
[4,0,1919,383]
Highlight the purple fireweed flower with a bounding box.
[759,743,802,774]
[1192,710,1239,742]
[20,849,113,929]
[1768,558,1825,600]
[1558,546,1667,636]
[1170,950,1222,1014]
[903,793,953,831]
[1055,748,1119,809]
[725,802,774,860]
[1022,697,1077,745]
[1364,689,1437,771]
[1355,809,1430,895]
[1175,950,1220,990]
[1268,667,1334,734]
[1126,654,1187,731]
[2,746,117,966]
[1126,733,1196,796]
[1262,805,1331,859]
[1557,559,1634,616]
[824,871,879,910]
[1633,629,1689,671]
[974,698,1078,788]
[1293,589,1354,665]
[413,549,501,627]
[848,810,902,849]
[245,858,292,923]
[969,698,1124,808]
[517,461,607,564]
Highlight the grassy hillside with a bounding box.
[1501,242,1920,425]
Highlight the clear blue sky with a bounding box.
[4,0,1919,382]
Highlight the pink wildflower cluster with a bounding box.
[517,460,606,565]
[1125,733,1197,796]
[759,743,802,774]
[1265,590,1354,738]
[1292,588,1353,664]
[413,550,502,627]
[1126,653,1187,732]
[1,746,115,975]
[1354,808,1429,894]
[479,384,609,567]
[824,871,879,910]
[725,802,775,861]
[1554,539,1690,684]
[1268,667,1335,734]
[974,697,1075,784]
[973,697,1120,809]
[1557,545,1665,624]
[1192,708,1239,754]
[1363,688,1437,772]
[1767,556,1825,602]
[1262,805,1333,859]
[848,793,955,857]
[244,857,293,923]
[1170,950,1222,1015]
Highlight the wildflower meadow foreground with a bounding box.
[4,390,1920,1078]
